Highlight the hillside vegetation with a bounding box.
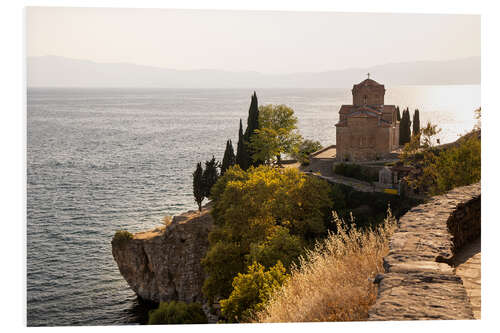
[256,210,396,322]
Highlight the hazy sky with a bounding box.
[26,7,480,74]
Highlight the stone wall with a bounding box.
[336,122,394,162]
[368,183,481,320]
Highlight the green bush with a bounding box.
[112,230,133,247]
[202,165,332,302]
[148,301,207,325]
[333,163,377,182]
[247,226,305,269]
[220,261,289,323]
[290,139,323,165]
[402,132,481,196]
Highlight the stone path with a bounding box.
[368,183,481,321]
[454,238,481,319]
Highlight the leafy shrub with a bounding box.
[148,301,207,325]
[433,135,481,194]
[333,163,377,182]
[220,261,289,322]
[247,226,306,269]
[290,139,323,165]
[202,165,332,302]
[112,230,133,247]
[250,104,302,165]
[402,131,480,195]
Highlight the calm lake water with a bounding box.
[27,86,480,326]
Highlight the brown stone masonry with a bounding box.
[368,183,481,320]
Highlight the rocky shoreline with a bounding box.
[111,205,215,320]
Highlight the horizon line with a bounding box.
[27,54,481,76]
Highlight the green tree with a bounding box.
[244,92,260,146]
[235,92,262,170]
[396,106,401,121]
[398,108,405,145]
[413,109,420,137]
[247,226,305,269]
[401,118,479,195]
[245,92,263,167]
[474,107,481,131]
[399,108,412,145]
[250,104,302,165]
[148,301,207,324]
[202,156,219,199]
[290,139,323,165]
[220,261,289,323]
[434,135,480,193]
[405,109,412,144]
[235,119,249,169]
[221,139,236,175]
[202,165,332,301]
[193,162,204,211]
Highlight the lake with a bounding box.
[27,85,480,326]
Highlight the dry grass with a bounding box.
[255,210,396,323]
[163,215,173,227]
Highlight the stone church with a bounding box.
[335,76,399,161]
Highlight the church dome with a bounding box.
[352,76,385,106]
[354,78,383,87]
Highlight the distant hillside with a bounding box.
[27,55,480,88]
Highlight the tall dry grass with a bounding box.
[255,210,396,323]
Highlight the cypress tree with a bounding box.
[400,108,412,145]
[244,92,262,167]
[399,108,412,146]
[413,109,420,136]
[235,92,262,170]
[405,108,412,144]
[244,92,259,140]
[221,139,236,175]
[202,156,219,199]
[236,119,249,170]
[193,162,204,212]
[396,106,401,121]
[401,109,408,145]
[399,108,405,145]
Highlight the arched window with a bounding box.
[363,95,368,104]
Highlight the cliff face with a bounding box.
[111,206,213,304]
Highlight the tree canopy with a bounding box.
[221,139,236,175]
[236,92,262,170]
[202,165,333,301]
[250,104,302,165]
[192,162,204,211]
[290,139,322,165]
[220,261,289,323]
[399,108,412,146]
[401,118,480,195]
[412,109,420,137]
[202,156,219,199]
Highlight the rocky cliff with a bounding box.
[111,206,213,305]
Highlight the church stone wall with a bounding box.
[352,85,385,105]
[336,119,393,162]
[336,78,398,162]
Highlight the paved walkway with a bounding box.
[454,238,481,319]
